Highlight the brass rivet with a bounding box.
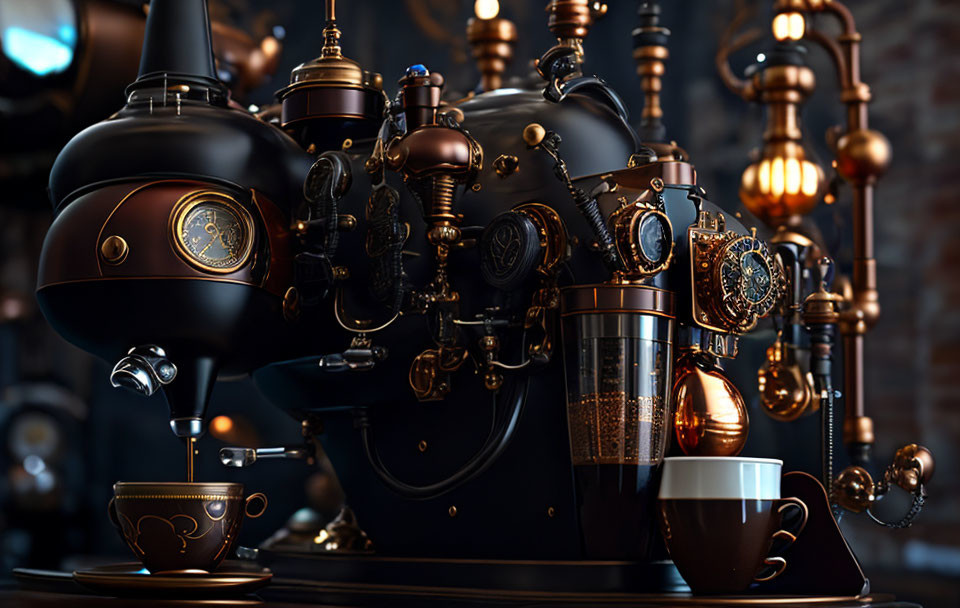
[418,440,428,452]
[333,266,350,280]
[100,235,129,265]
[522,123,546,147]
[650,177,664,192]
[338,214,357,231]
[471,183,482,192]
[342,138,353,150]
[547,506,556,518]
[448,506,457,517]
[306,143,317,154]
[442,107,465,123]
[283,286,300,322]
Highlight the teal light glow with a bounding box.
[2,26,74,76]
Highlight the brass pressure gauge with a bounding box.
[689,212,783,333]
[609,201,673,279]
[171,191,255,273]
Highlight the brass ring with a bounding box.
[244,493,268,519]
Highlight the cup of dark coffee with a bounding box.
[108,482,267,573]
[657,457,807,594]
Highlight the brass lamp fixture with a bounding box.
[466,0,517,92]
[720,29,825,225]
[719,1,931,527]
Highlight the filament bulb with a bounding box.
[475,0,500,19]
[772,12,805,41]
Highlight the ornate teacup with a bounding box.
[108,482,266,573]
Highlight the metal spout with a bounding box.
[220,445,312,468]
[110,345,177,397]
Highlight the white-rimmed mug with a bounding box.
[657,457,808,594]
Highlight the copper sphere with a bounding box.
[834,465,875,513]
[834,128,891,184]
[758,341,815,422]
[673,355,749,456]
[889,444,935,492]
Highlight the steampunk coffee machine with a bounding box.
[34,0,934,601]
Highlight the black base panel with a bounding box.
[258,550,688,595]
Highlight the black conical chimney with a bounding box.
[131,0,222,91]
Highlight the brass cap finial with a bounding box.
[545,0,607,59]
[466,11,518,92]
[321,0,342,58]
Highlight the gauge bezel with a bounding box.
[610,202,674,278]
[715,235,780,323]
[170,190,255,274]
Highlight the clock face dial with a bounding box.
[637,212,670,266]
[740,251,772,303]
[173,195,253,272]
[718,235,777,323]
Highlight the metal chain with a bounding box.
[867,491,926,529]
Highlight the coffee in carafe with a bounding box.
[561,284,673,559]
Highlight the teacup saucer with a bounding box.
[73,561,272,598]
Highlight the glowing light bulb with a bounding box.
[785,158,801,195]
[758,159,771,194]
[801,160,819,196]
[474,0,500,20]
[772,12,804,41]
[771,157,785,198]
[789,13,805,40]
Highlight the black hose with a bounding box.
[356,375,529,500]
[570,186,623,273]
[809,319,838,515]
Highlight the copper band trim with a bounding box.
[560,284,675,317]
[115,494,240,500]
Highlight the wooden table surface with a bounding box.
[0,586,924,608]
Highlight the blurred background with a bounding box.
[0,0,957,605]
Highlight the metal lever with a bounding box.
[319,335,387,372]
[219,445,312,468]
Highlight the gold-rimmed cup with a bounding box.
[108,482,267,574]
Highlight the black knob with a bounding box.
[480,211,543,291]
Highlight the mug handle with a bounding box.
[245,492,268,518]
[107,496,122,533]
[754,496,809,582]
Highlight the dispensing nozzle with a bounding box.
[110,345,177,397]
[111,348,216,438]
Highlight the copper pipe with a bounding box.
[715,8,763,100]
[809,0,877,451]
[803,28,848,88]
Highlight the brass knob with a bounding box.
[889,444,935,492]
[834,465,875,513]
[100,235,129,265]
[523,123,546,147]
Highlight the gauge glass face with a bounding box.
[720,236,773,307]
[637,212,669,265]
[176,200,251,271]
[740,251,772,303]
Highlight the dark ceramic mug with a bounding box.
[108,482,267,573]
[657,457,808,594]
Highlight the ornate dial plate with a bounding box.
[171,191,255,273]
[716,235,780,325]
